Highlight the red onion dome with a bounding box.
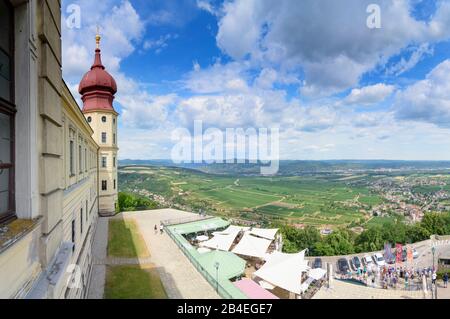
[79,34,118,113]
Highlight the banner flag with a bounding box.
[407,246,413,263]
[384,243,393,263]
[396,243,403,264]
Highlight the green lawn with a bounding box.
[108,219,150,258]
[105,265,168,299]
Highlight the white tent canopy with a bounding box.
[232,233,273,259]
[213,225,249,236]
[200,232,239,251]
[247,228,278,240]
[200,225,245,251]
[253,250,310,295]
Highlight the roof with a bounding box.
[197,250,246,280]
[79,41,117,114]
[200,225,247,251]
[247,228,278,240]
[254,250,310,295]
[168,217,230,235]
[232,233,272,259]
[233,279,279,299]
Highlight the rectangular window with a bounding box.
[0,0,15,223]
[79,145,82,173]
[113,133,116,145]
[114,179,116,190]
[80,208,83,234]
[69,140,74,176]
[0,0,13,103]
[101,132,107,144]
[71,220,76,252]
[102,180,107,191]
[113,157,116,168]
[102,156,107,168]
[84,148,87,172]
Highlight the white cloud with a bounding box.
[183,61,250,94]
[143,33,178,54]
[386,43,434,75]
[395,59,450,127]
[215,0,450,96]
[345,84,395,105]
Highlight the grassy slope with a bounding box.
[105,265,168,299]
[108,219,150,258]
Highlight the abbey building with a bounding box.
[0,0,118,298]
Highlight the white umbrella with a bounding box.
[196,235,209,242]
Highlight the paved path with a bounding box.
[123,209,220,299]
[313,279,430,299]
[87,216,109,299]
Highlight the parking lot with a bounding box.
[305,238,449,276]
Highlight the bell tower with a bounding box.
[79,32,119,216]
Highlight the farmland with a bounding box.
[118,166,389,229]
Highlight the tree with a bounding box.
[421,213,447,236]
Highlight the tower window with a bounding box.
[113,157,116,168]
[113,118,116,125]
[114,179,116,190]
[87,116,92,123]
[102,180,107,191]
[102,156,107,168]
[102,116,107,123]
[113,133,116,145]
[101,132,107,143]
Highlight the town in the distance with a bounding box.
[0,0,450,302]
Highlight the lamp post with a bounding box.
[214,262,220,294]
[432,246,437,299]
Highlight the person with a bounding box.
[444,273,448,288]
[154,224,158,234]
[160,224,164,234]
[432,271,437,286]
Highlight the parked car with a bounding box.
[363,255,373,266]
[337,258,350,274]
[373,253,386,266]
[351,256,361,270]
[313,258,323,269]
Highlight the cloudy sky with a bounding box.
[62,0,450,161]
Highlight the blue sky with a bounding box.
[61,0,450,160]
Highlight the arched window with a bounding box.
[87,116,92,123]
[0,0,15,223]
[101,116,107,123]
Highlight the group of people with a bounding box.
[348,265,449,291]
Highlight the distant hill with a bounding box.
[119,159,450,176]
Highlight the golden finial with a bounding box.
[95,25,101,49]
